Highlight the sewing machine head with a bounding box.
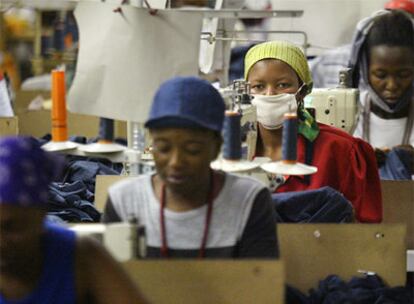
[304,69,359,134]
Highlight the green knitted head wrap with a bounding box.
[244,40,313,94]
[245,41,319,141]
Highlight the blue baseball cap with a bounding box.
[145,76,225,132]
[0,136,63,207]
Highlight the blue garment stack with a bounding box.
[33,135,124,223]
[308,274,413,304]
[48,180,100,222]
[62,157,121,193]
[272,186,354,223]
[284,274,413,304]
[46,155,122,222]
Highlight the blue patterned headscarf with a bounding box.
[0,136,63,207]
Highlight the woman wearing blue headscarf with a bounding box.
[349,10,414,179]
[0,136,147,304]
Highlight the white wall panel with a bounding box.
[267,0,388,56]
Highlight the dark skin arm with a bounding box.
[75,237,149,304]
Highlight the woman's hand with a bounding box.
[374,147,390,167]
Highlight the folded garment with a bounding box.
[380,147,413,180]
[48,180,100,222]
[286,284,309,304]
[47,209,95,223]
[272,186,354,223]
[62,157,121,193]
[308,274,413,304]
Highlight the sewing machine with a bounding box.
[304,87,359,134]
[304,69,359,134]
[69,222,146,261]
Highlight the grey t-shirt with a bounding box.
[102,172,278,258]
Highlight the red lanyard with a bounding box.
[160,171,216,258]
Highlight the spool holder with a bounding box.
[78,117,126,154]
[260,112,317,176]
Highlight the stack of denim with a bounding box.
[34,135,124,222]
[48,181,100,222]
[308,275,413,304]
[285,274,413,304]
[272,186,354,223]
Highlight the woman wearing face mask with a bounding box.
[349,10,414,179]
[245,40,382,223]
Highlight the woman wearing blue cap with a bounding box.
[0,136,147,304]
[103,76,279,258]
[244,40,382,223]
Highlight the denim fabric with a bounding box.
[374,286,414,303]
[62,158,121,193]
[286,284,309,304]
[380,147,413,180]
[49,180,94,202]
[36,135,123,222]
[308,275,413,304]
[272,186,354,223]
[48,181,100,222]
[48,209,94,222]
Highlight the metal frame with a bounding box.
[1,1,303,19]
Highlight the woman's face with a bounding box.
[150,128,220,194]
[369,45,414,105]
[0,205,45,275]
[247,59,301,96]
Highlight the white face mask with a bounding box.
[251,93,298,130]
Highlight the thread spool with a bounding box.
[259,111,317,176]
[281,113,297,164]
[98,118,114,143]
[51,70,68,142]
[222,111,242,160]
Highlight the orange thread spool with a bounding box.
[51,70,68,142]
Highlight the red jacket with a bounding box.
[276,123,382,223]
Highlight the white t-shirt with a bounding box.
[354,113,414,149]
[107,173,262,249]
[353,91,414,149]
